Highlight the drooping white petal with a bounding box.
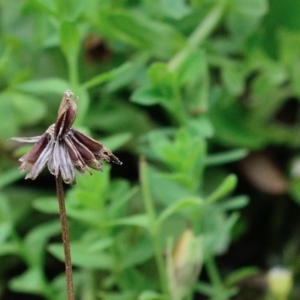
[11,136,42,143]
[25,140,54,180]
[48,141,60,177]
[47,141,75,184]
[58,142,75,184]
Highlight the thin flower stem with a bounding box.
[168,0,227,71]
[56,173,75,300]
[139,157,170,298]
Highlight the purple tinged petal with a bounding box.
[55,90,77,139]
[65,137,91,174]
[70,129,122,165]
[71,129,103,153]
[109,153,123,165]
[70,135,103,171]
[18,133,49,171]
[25,140,54,180]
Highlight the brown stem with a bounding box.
[55,173,75,300]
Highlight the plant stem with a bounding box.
[168,0,226,71]
[206,256,223,298]
[68,56,79,92]
[56,173,75,300]
[139,157,170,297]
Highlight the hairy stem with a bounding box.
[56,173,75,300]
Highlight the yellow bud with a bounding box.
[267,267,293,300]
[166,229,202,300]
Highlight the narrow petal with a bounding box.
[48,141,60,176]
[25,140,54,180]
[58,142,75,184]
[18,133,50,171]
[65,137,91,174]
[94,147,123,165]
[71,129,103,153]
[71,129,122,165]
[70,135,103,171]
[55,90,77,139]
[57,90,74,117]
[108,153,123,165]
[86,159,103,171]
[11,136,42,143]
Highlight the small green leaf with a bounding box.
[202,212,239,256]
[14,78,69,95]
[9,268,48,295]
[0,223,12,244]
[121,236,154,269]
[147,62,179,102]
[138,290,167,300]
[0,168,23,189]
[187,116,214,138]
[11,93,46,125]
[83,63,132,90]
[227,0,268,39]
[195,281,215,296]
[106,214,150,229]
[209,101,267,149]
[29,0,57,17]
[108,185,138,220]
[176,49,205,85]
[158,197,202,224]
[224,267,259,286]
[60,0,86,19]
[72,168,110,209]
[0,92,46,138]
[24,221,61,267]
[207,174,238,203]
[64,207,103,226]
[96,10,186,58]
[159,172,196,191]
[205,149,249,166]
[99,291,137,300]
[131,86,162,106]
[49,243,113,269]
[100,132,132,151]
[217,196,249,210]
[161,0,191,19]
[0,193,13,221]
[148,166,191,206]
[88,238,113,253]
[0,243,19,256]
[221,63,244,95]
[33,197,58,214]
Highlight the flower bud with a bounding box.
[267,266,293,300]
[166,229,202,300]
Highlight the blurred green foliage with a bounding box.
[1,0,300,299]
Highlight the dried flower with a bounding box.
[11,90,122,184]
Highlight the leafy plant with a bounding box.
[1,0,300,299]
